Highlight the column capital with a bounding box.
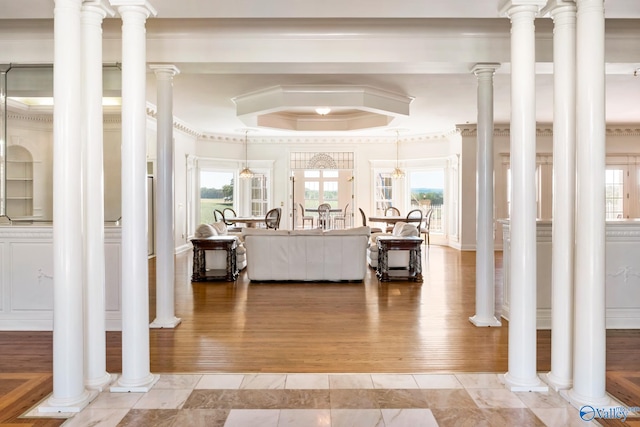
[499,0,548,16]
[109,0,157,17]
[149,64,180,78]
[541,0,576,17]
[472,63,501,76]
[83,0,115,17]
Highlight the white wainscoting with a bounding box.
[0,225,122,331]
[499,219,640,329]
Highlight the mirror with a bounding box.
[0,64,122,223]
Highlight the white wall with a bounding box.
[460,124,640,252]
[193,134,462,242]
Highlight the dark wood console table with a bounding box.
[376,236,423,282]
[191,236,238,282]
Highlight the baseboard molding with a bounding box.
[176,243,192,254]
[501,307,640,330]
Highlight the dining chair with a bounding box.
[359,208,382,233]
[276,207,282,228]
[265,208,281,230]
[222,208,237,226]
[333,203,350,229]
[317,203,332,230]
[222,207,243,231]
[384,206,401,232]
[422,209,433,246]
[299,203,314,228]
[406,208,424,234]
[214,209,224,223]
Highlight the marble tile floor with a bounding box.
[23,373,612,427]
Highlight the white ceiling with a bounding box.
[1,0,640,138]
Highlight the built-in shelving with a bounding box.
[6,151,34,218]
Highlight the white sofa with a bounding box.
[242,226,371,281]
[194,222,247,270]
[366,222,420,268]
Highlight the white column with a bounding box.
[149,64,181,329]
[470,63,502,328]
[110,0,159,393]
[544,0,577,392]
[498,0,548,392]
[82,0,115,392]
[568,0,610,408]
[40,0,95,412]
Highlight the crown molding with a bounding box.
[457,123,640,137]
[198,127,458,144]
[145,102,204,138]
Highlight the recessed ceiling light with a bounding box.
[315,107,331,116]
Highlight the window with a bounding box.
[409,170,444,233]
[200,171,234,223]
[505,165,544,219]
[303,170,338,209]
[605,167,627,219]
[322,170,339,209]
[250,174,268,216]
[374,172,393,215]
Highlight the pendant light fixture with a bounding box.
[391,129,405,179]
[239,129,254,179]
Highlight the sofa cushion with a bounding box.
[323,226,370,236]
[194,223,217,238]
[242,228,290,237]
[236,244,246,255]
[289,229,324,236]
[368,243,379,261]
[212,221,228,235]
[392,222,419,237]
[369,232,388,244]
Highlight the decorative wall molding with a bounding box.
[145,102,203,138]
[6,101,201,137]
[198,129,456,145]
[290,152,354,170]
[606,127,640,136]
[0,227,53,239]
[458,123,640,137]
[500,220,640,329]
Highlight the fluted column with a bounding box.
[568,0,610,408]
[40,0,95,412]
[544,0,577,392]
[82,0,115,392]
[470,63,502,328]
[498,0,548,392]
[149,64,181,329]
[110,0,159,393]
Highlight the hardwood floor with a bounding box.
[1,245,639,425]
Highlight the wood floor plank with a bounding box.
[0,245,638,419]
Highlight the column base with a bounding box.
[150,316,182,329]
[110,373,159,393]
[562,388,616,411]
[500,373,549,392]
[38,389,98,413]
[543,371,572,391]
[85,372,114,392]
[469,315,502,327]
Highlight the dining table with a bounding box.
[305,208,343,214]
[368,215,423,228]
[230,216,266,228]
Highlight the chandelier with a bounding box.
[391,130,405,179]
[239,130,254,179]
